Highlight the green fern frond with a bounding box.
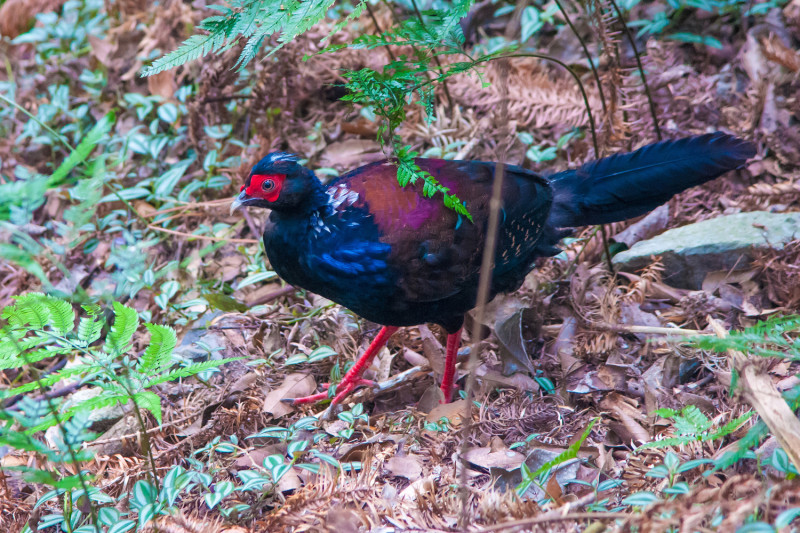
[132,391,162,424]
[141,32,231,77]
[3,365,90,398]
[76,315,103,346]
[636,437,694,451]
[144,357,242,388]
[3,293,51,329]
[707,411,754,440]
[104,302,139,356]
[42,297,75,336]
[67,392,127,418]
[322,0,366,44]
[0,346,72,371]
[281,0,336,45]
[140,324,177,374]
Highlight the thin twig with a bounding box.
[365,3,397,63]
[409,0,455,112]
[459,59,510,528]
[145,198,231,217]
[606,0,662,140]
[477,512,629,532]
[554,0,608,118]
[147,225,259,244]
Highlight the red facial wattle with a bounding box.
[245,174,284,203]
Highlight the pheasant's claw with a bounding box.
[287,378,377,406]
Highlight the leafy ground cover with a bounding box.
[2,0,800,531]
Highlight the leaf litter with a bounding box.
[2,0,800,531]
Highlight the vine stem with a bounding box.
[0,92,77,152]
[606,0,662,140]
[365,3,397,63]
[553,0,608,118]
[408,0,455,112]
[480,52,599,158]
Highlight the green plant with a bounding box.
[516,418,597,496]
[636,405,753,451]
[0,293,240,430]
[621,451,714,508]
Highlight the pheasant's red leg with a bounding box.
[289,326,399,406]
[440,328,462,403]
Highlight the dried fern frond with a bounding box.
[449,58,603,131]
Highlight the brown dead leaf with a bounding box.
[385,454,423,481]
[325,508,363,533]
[495,308,537,375]
[613,204,669,247]
[463,443,525,472]
[546,474,565,505]
[398,476,437,503]
[760,33,800,72]
[88,35,117,67]
[477,366,540,393]
[425,399,467,427]
[263,373,316,417]
[600,392,650,445]
[319,139,382,169]
[418,324,444,375]
[148,70,177,100]
[0,0,64,39]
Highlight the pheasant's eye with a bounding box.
[261,179,275,192]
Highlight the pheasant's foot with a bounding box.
[283,378,376,406]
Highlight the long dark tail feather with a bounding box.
[546,132,756,229]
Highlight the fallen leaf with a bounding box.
[319,139,382,169]
[495,308,537,374]
[147,70,177,100]
[398,476,436,502]
[263,374,316,417]
[325,508,363,533]
[385,454,423,481]
[204,293,248,312]
[477,366,540,392]
[425,399,467,427]
[418,324,444,375]
[613,204,669,247]
[464,445,525,472]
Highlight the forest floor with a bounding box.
[2,0,800,531]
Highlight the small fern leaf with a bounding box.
[141,33,229,77]
[104,302,139,356]
[322,0,366,44]
[133,391,163,425]
[77,316,103,346]
[141,324,177,373]
[144,357,242,388]
[0,346,72,372]
[3,293,51,329]
[42,297,75,336]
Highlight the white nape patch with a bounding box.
[328,184,360,209]
[266,152,299,164]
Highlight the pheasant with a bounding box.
[231,133,755,406]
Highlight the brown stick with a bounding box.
[147,225,259,244]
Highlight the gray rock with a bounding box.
[612,211,800,289]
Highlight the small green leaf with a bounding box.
[204,293,248,313]
[622,492,660,507]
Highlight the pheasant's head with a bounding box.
[231,152,320,213]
